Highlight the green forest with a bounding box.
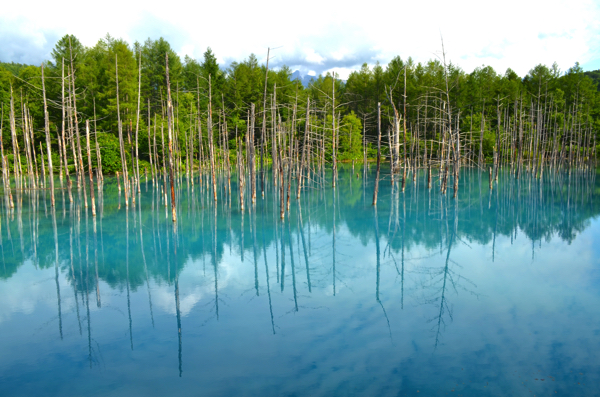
[1,33,599,179]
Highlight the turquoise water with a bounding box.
[1,166,599,396]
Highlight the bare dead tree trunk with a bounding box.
[166,54,177,223]
[387,127,394,186]
[61,59,73,202]
[135,49,142,193]
[453,112,460,199]
[260,48,270,198]
[86,120,96,216]
[297,98,310,199]
[22,107,35,188]
[147,99,154,183]
[479,100,485,167]
[279,148,285,219]
[287,105,295,211]
[363,114,367,179]
[93,98,102,184]
[250,103,256,204]
[517,97,524,179]
[373,103,381,206]
[237,129,245,211]
[69,39,85,194]
[427,164,432,189]
[402,65,408,193]
[40,143,46,188]
[115,54,129,206]
[0,104,7,192]
[41,63,55,206]
[9,87,20,190]
[208,75,217,203]
[57,124,64,188]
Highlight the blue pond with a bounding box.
[1,166,599,396]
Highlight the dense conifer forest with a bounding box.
[0,33,598,196]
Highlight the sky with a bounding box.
[1,0,599,80]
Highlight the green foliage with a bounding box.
[142,37,183,107]
[0,65,15,122]
[183,55,202,92]
[226,54,264,113]
[1,33,599,172]
[461,112,496,158]
[50,34,85,70]
[338,111,363,160]
[0,61,28,75]
[97,133,124,174]
[201,47,225,95]
[584,69,600,91]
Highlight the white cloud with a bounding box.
[304,48,325,65]
[1,0,598,78]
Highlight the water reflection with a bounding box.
[0,166,599,396]
[2,168,598,313]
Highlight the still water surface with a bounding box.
[1,167,599,396]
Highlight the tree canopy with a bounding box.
[1,33,599,171]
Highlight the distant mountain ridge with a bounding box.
[290,70,348,87]
[291,70,318,87]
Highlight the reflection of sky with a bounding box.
[1,211,600,395]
